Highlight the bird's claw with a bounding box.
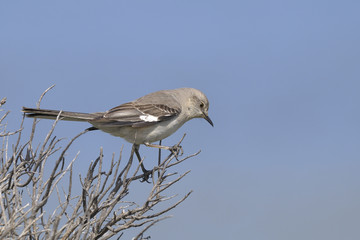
[140,169,152,183]
[169,145,183,159]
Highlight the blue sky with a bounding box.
[1,1,360,239]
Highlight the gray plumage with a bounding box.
[22,88,213,144]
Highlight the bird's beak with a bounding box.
[203,113,214,127]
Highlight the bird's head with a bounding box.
[187,88,213,127]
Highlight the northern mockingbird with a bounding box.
[23,88,213,178]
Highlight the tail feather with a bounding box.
[22,107,102,122]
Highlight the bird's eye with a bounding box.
[200,102,204,108]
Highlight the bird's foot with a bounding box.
[140,169,152,183]
[169,144,183,158]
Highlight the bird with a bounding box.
[23,88,213,179]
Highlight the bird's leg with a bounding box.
[157,140,162,179]
[158,140,162,167]
[144,142,183,159]
[133,144,152,182]
[143,142,171,150]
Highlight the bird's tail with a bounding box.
[22,107,102,122]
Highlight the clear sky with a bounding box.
[1,1,360,239]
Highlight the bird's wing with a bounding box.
[90,102,181,128]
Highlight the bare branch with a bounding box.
[36,85,55,109]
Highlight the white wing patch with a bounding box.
[140,114,159,122]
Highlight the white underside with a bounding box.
[92,115,187,144]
